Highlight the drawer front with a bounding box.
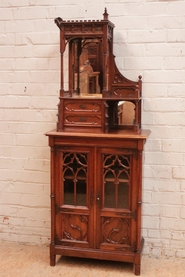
[64,101,102,113]
[111,87,141,99]
[64,114,102,126]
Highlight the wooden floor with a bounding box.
[0,241,184,277]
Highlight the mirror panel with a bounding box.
[118,101,135,125]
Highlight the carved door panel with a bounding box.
[96,147,138,252]
[55,146,94,249]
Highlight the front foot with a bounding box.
[134,263,140,276]
[50,254,56,266]
[50,243,56,266]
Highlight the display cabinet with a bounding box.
[46,8,150,275]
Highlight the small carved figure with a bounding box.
[80,60,93,75]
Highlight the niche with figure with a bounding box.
[73,39,103,96]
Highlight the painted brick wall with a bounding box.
[0,0,185,258]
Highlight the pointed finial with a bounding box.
[103,8,108,20]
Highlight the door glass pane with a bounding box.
[64,179,74,205]
[63,152,87,206]
[76,169,86,206]
[103,154,130,209]
[118,182,129,209]
[76,181,86,206]
[104,181,115,208]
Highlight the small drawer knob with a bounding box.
[79,104,86,109]
[80,117,86,122]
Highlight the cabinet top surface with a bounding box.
[45,129,151,140]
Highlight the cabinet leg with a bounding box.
[134,263,140,276]
[50,254,56,266]
[50,243,56,266]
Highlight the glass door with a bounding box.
[96,147,137,252]
[55,146,94,249]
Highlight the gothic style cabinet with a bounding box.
[46,9,150,276]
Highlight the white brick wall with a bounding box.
[0,0,185,258]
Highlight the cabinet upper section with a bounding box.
[54,8,142,133]
[54,8,141,99]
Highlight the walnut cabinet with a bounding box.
[46,130,150,275]
[46,8,150,275]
